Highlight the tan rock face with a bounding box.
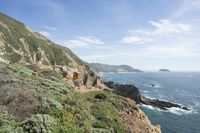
[72,72,79,81]
[119,98,161,133]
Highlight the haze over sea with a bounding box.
[102,72,200,133]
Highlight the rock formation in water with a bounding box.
[104,81,190,111]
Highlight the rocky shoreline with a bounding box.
[104,81,190,111]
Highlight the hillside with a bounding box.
[0,12,161,133]
[0,12,102,89]
[89,63,142,73]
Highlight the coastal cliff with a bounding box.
[0,12,161,133]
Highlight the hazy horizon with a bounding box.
[1,0,200,71]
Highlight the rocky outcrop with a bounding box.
[118,98,161,133]
[140,97,190,110]
[104,81,190,111]
[104,81,141,103]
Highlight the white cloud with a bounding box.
[121,36,142,44]
[172,0,200,18]
[39,31,50,37]
[119,18,200,59]
[44,26,57,31]
[143,45,199,58]
[149,19,192,34]
[64,36,104,48]
[122,19,192,45]
[77,36,104,45]
[118,43,200,59]
[129,19,192,36]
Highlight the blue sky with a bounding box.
[1,0,200,71]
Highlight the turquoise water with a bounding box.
[102,72,200,133]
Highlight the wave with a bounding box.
[143,90,150,93]
[149,82,161,88]
[98,72,104,77]
[139,104,196,115]
[194,102,200,107]
[167,107,194,115]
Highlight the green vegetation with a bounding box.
[0,12,83,65]
[0,63,127,133]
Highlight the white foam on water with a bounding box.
[167,107,194,115]
[139,104,196,115]
[98,72,104,77]
[139,104,162,111]
[143,90,150,93]
[194,102,200,107]
[149,82,161,89]
[154,83,160,88]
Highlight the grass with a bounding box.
[0,63,128,133]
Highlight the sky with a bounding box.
[1,0,200,71]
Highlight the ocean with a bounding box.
[101,72,200,133]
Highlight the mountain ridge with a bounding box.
[0,12,103,89]
[89,63,142,73]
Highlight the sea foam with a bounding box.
[139,104,195,115]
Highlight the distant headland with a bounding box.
[89,63,142,73]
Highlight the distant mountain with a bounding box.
[159,69,170,72]
[89,63,142,73]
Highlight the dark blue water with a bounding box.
[102,72,200,133]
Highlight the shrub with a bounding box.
[21,114,56,133]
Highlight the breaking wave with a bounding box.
[140,104,196,115]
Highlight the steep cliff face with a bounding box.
[0,12,103,89]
